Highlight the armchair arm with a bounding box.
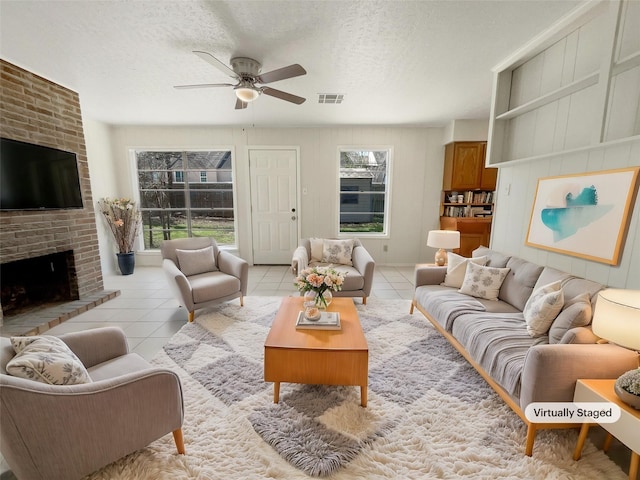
[519,343,638,409]
[292,245,309,276]
[0,369,183,480]
[162,258,193,310]
[414,265,446,287]
[58,327,129,368]
[218,251,249,295]
[351,246,375,296]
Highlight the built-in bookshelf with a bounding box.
[441,190,494,218]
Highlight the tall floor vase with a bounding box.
[116,252,135,275]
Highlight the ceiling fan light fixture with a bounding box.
[235,85,260,103]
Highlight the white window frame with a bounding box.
[131,147,238,250]
[337,146,393,238]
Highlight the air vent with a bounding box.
[318,94,344,104]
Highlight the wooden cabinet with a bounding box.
[440,217,492,258]
[443,142,496,191]
[440,141,496,256]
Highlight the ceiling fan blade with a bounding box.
[193,50,238,78]
[235,98,248,110]
[257,64,306,84]
[174,83,234,89]
[262,87,306,105]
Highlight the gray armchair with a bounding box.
[292,238,375,304]
[0,327,184,480]
[161,237,249,322]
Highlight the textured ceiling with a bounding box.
[0,0,585,127]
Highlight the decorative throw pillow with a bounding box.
[6,336,92,385]
[322,239,354,266]
[458,262,510,301]
[310,238,324,262]
[442,253,488,288]
[176,246,217,276]
[523,281,565,337]
[549,292,592,344]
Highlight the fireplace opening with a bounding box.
[1,251,79,318]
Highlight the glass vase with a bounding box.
[304,290,333,309]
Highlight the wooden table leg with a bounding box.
[273,382,280,403]
[360,385,367,407]
[573,423,591,461]
[629,451,639,480]
[603,432,613,452]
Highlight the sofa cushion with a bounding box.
[310,238,324,262]
[459,262,510,301]
[322,239,354,266]
[477,299,522,314]
[523,281,564,337]
[442,253,488,288]
[6,336,92,385]
[176,246,217,276]
[534,267,603,311]
[549,293,593,344]
[87,352,152,382]
[451,311,547,398]
[472,246,511,268]
[414,286,486,331]
[188,271,241,303]
[498,257,544,311]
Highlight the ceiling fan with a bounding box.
[175,51,307,110]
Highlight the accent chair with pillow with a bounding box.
[291,238,375,304]
[0,327,185,480]
[161,237,249,322]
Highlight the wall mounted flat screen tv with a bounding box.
[1,138,84,210]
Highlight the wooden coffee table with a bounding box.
[264,297,369,407]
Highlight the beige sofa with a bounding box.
[410,246,638,456]
[291,238,375,304]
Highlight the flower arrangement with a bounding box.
[617,368,640,396]
[97,198,142,254]
[294,266,346,309]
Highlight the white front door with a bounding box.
[249,148,298,264]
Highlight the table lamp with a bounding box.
[591,288,640,408]
[427,230,460,266]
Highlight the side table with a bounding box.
[573,379,639,480]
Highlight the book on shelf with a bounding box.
[295,311,341,330]
[445,190,494,205]
[443,205,492,218]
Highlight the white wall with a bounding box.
[99,125,445,266]
[83,117,120,274]
[488,1,640,289]
[442,119,489,144]
[491,140,640,288]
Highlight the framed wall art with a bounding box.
[526,167,639,265]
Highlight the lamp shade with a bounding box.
[427,230,460,266]
[427,230,460,249]
[592,289,640,351]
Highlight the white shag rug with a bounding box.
[86,297,627,479]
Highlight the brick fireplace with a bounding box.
[0,60,105,324]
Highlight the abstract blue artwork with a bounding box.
[526,167,639,265]
[540,185,613,241]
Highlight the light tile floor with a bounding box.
[42,265,416,360]
[0,265,633,478]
